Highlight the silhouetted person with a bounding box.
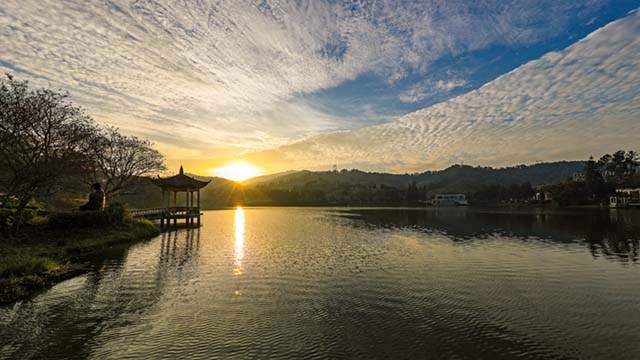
[80,183,105,211]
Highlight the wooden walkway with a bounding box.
[130,207,201,227]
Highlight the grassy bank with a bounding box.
[0,218,160,304]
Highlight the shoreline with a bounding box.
[0,219,161,305]
[203,203,634,212]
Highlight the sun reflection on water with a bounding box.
[234,207,244,276]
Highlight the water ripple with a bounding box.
[1,208,640,359]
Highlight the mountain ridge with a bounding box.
[117,161,584,208]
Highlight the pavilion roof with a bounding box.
[151,166,210,190]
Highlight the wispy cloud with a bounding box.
[0,0,616,167]
[399,78,470,104]
[245,11,640,172]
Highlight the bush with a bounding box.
[0,255,59,278]
[0,208,38,229]
[0,208,13,230]
[48,203,131,230]
[0,199,47,230]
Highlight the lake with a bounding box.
[1,207,640,359]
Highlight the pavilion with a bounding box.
[152,166,210,227]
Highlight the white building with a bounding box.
[609,188,640,208]
[433,194,468,206]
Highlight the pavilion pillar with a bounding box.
[173,190,177,226]
[189,191,194,225]
[161,190,165,228]
[197,189,201,226]
[186,189,191,226]
[166,189,171,224]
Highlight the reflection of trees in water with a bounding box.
[586,211,639,262]
[1,229,202,359]
[2,244,140,359]
[340,208,640,263]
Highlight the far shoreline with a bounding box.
[199,203,629,211]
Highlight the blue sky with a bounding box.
[1,1,639,173]
[299,2,640,130]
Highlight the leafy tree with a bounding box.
[583,156,608,201]
[406,181,420,203]
[597,150,638,186]
[472,182,535,202]
[0,74,96,231]
[542,181,589,207]
[85,127,165,199]
[624,150,638,177]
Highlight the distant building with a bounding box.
[572,171,585,182]
[609,188,640,208]
[433,194,468,206]
[535,191,553,203]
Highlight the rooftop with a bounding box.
[151,166,210,190]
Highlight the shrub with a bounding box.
[48,203,131,230]
[0,208,13,230]
[0,199,46,230]
[0,255,59,278]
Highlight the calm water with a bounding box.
[1,207,640,359]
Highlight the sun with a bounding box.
[212,162,261,182]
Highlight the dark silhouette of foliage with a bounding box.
[0,74,165,233]
[0,74,96,231]
[583,156,609,202]
[542,181,590,207]
[85,127,165,198]
[597,150,638,185]
[48,203,130,230]
[472,182,535,202]
[406,181,422,203]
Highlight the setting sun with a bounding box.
[212,162,261,182]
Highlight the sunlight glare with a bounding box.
[234,206,244,276]
[213,162,261,182]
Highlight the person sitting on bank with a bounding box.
[80,183,106,211]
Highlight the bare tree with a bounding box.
[85,127,166,199]
[0,74,96,231]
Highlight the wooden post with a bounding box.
[173,190,177,226]
[160,190,165,228]
[166,189,171,227]
[197,189,201,226]
[189,191,194,225]
[186,189,191,226]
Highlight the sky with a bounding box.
[1,0,639,175]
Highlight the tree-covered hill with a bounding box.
[113,161,585,208]
[414,162,585,195]
[248,161,584,194]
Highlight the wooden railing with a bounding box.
[129,207,200,219]
[129,208,164,217]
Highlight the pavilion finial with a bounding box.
[179,165,184,175]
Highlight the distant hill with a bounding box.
[414,161,585,194]
[114,161,584,208]
[242,170,300,186]
[249,161,584,194]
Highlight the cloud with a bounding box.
[399,78,470,103]
[0,0,615,165]
[244,11,640,172]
